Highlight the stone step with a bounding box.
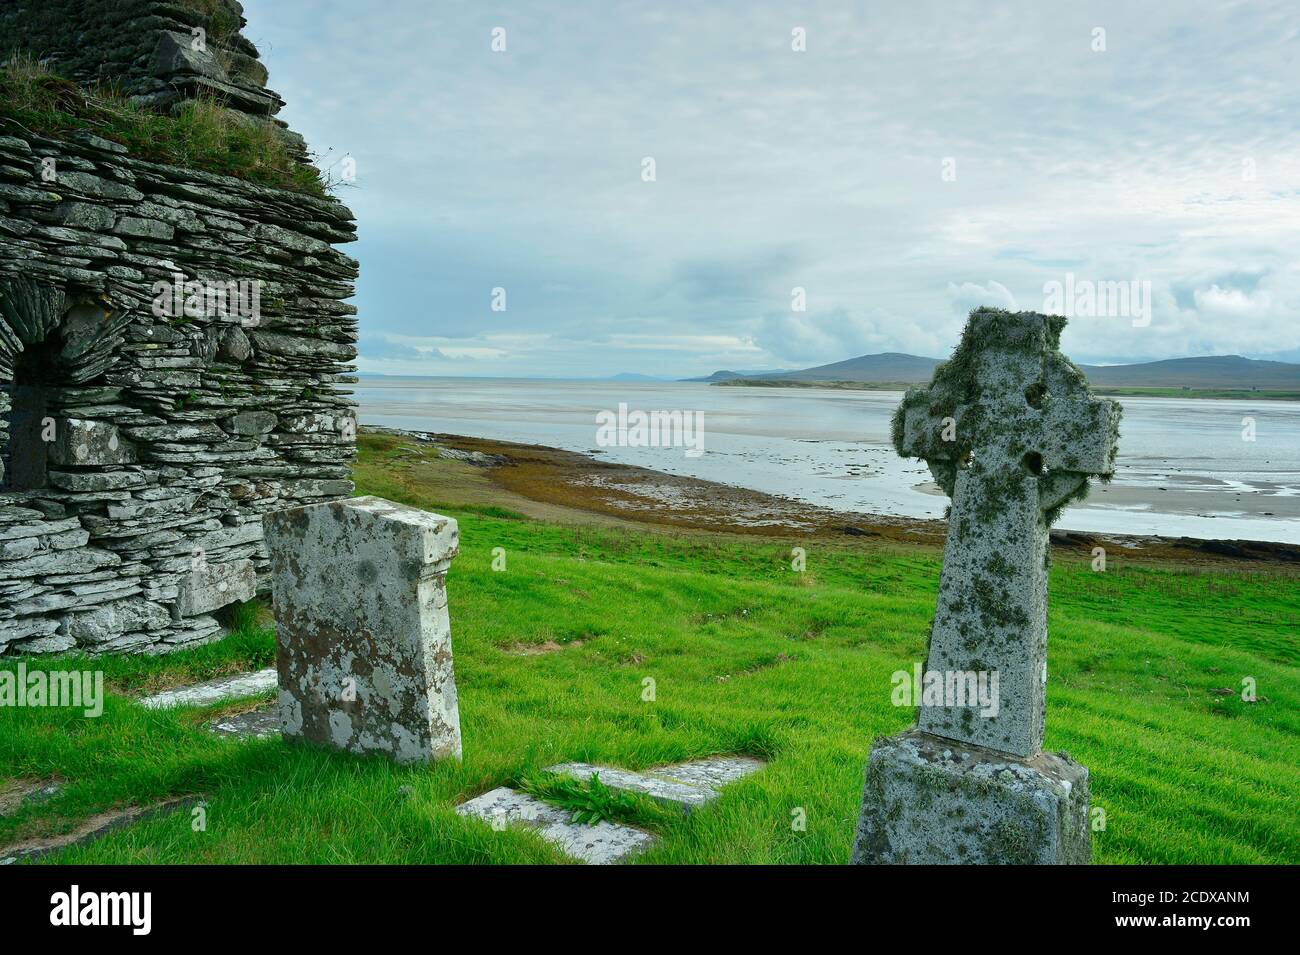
[456,787,656,864]
[209,706,280,739]
[545,756,765,811]
[138,668,277,709]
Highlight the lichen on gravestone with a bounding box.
[852,308,1120,865]
[891,308,1121,755]
[263,496,463,765]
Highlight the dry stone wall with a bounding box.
[0,4,358,656]
[1,0,288,119]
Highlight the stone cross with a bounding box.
[893,308,1120,757]
[852,311,1118,867]
[263,496,462,764]
[852,308,1119,865]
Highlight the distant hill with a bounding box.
[761,352,941,383]
[1079,356,1300,389]
[682,368,792,382]
[708,353,1300,392]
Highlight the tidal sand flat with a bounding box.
[356,377,1300,545]
[361,427,1300,566]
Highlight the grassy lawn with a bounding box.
[2,434,1297,864]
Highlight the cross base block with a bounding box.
[851,729,1091,864]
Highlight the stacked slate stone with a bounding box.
[0,0,292,118]
[0,1,358,655]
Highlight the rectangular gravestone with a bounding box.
[853,309,1119,865]
[263,495,462,764]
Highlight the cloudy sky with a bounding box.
[243,0,1300,377]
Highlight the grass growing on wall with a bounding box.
[0,56,325,197]
[0,434,1296,864]
[179,0,243,48]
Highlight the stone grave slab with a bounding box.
[457,756,763,863]
[139,667,277,709]
[0,796,203,865]
[546,756,765,811]
[209,706,280,740]
[651,755,765,789]
[456,787,655,865]
[546,762,715,809]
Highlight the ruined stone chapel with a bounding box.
[0,1,359,654]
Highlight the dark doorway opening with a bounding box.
[2,336,61,491]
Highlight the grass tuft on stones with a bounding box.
[519,771,672,828]
[0,56,325,196]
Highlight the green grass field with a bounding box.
[2,436,1297,864]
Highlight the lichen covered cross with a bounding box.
[892,309,1121,756]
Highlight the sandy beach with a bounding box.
[365,427,1300,568]
[355,377,1300,545]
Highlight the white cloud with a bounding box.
[947,281,1019,316]
[1193,285,1272,316]
[246,0,1300,374]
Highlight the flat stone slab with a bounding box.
[139,668,277,709]
[457,787,655,864]
[546,762,715,809]
[546,756,766,811]
[650,756,766,789]
[209,705,280,740]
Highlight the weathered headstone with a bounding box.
[263,496,462,764]
[853,309,1120,864]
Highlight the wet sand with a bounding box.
[356,378,1300,544]
[365,427,1300,569]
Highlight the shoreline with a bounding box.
[711,378,1300,401]
[361,426,1300,568]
